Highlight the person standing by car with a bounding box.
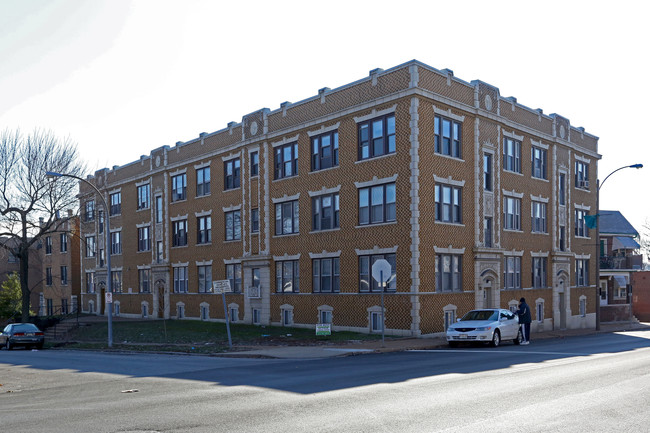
[515,297,531,345]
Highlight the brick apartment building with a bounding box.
[0,237,42,315]
[39,212,81,316]
[77,60,599,336]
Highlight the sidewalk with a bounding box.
[222,321,650,359]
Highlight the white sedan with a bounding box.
[446,309,522,347]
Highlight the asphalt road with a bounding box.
[1,330,649,433]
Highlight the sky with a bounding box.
[1,0,648,234]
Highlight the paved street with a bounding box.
[1,329,649,432]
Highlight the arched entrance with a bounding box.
[479,269,499,309]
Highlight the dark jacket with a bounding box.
[515,301,532,324]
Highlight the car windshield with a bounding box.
[461,310,498,321]
[13,324,39,333]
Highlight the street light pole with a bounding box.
[595,163,643,331]
[46,171,113,347]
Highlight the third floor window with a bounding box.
[274,143,298,179]
[532,147,547,179]
[224,159,240,190]
[358,114,395,160]
[196,166,211,196]
[503,138,521,173]
[434,115,461,158]
[110,192,121,216]
[311,131,339,171]
[137,184,150,210]
[171,173,187,202]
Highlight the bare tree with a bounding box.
[0,129,85,322]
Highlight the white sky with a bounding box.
[1,0,648,233]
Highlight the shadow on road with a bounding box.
[2,329,649,395]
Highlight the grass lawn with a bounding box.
[58,319,382,354]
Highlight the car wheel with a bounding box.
[490,330,501,347]
[5,340,12,351]
[514,328,523,345]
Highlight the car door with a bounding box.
[499,310,516,339]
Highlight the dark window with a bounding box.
[576,259,589,286]
[503,138,521,173]
[358,114,395,160]
[532,147,547,179]
[311,131,339,171]
[532,257,547,288]
[173,266,188,293]
[251,208,259,233]
[575,161,589,189]
[45,236,52,254]
[575,209,589,237]
[196,167,210,196]
[435,184,462,223]
[224,159,240,190]
[274,142,298,179]
[86,272,95,293]
[559,226,566,251]
[312,193,339,231]
[86,236,96,257]
[46,267,52,286]
[358,183,396,225]
[84,201,95,222]
[434,115,461,158]
[531,202,547,233]
[226,264,242,293]
[504,256,521,289]
[111,271,122,292]
[61,267,69,286]
[155,196,163,223]
[60,233,68,253]
[483,153,493,191]
[484,217,492,247]
[138,226,151,251]
[275,200,299,235]
[312,258,340,293]
[137,184,150,209]
[250,151,259,176]
[359,254,396,292]
[436,254,462,292]
[110,231,122,255]
[225,210,241,241]
[172,220,188,247]
[139,269,150,293]
[171,174,187,202]
[110,192,121,216]
[98,210,104,233]
[504,197,521,230]
[198,265,212,293]
[559,173,566,206]
[276,260,299,293]
[197,216,211,244]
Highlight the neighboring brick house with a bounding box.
[77,60,599,336]
[39,211,81,316]
[631,271,650,322]
[597,211,641,322]
[0,237,43,315]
